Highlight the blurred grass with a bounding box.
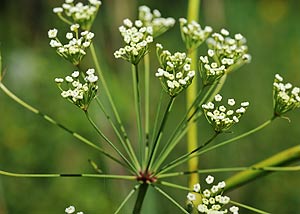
[0,0,300,213]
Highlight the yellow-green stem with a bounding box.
[186,0,201,188]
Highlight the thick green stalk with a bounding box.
[132,64,144,164]
[224,145,300,192]
[186,0,201,188]
[0,83,126,168]
[132,183,149,214]
[90,44,140,170]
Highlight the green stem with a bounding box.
[132,183,149,214]
[152,185,189,214]
[90,44,140,169]
[224,144,300,192]
[0,83,125,168]
[144,54,150,169]
[158,181,192,192]
[85,111,137,173]
[115,184,140,214]
[95,98,140,171]
[146,96,175,171]
[132,64,143,164]
[0,170,136,180]
[230,200,271,214]
[156,132,219,176]
[186,0,201,189]
[157,117,276,175]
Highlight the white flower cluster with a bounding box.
[53,0,101,30]
[273,74,300,116]
[138,5,175,38]
[205,28,251,74]
[55,69,98,111]
[199,54,226,86]
[48,24,94,65]
[65,205,84,214]
[187,175,239,214]
[114,18,153,65]
[179,18,213,50]
[155,43,195,97]
[202,94,249,132]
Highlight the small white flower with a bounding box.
[214,94,222,102]
[241,101,249,107]
[66,32,73,40]
[53,7,63,13]
[193,183,201,192]
[71,71,80,78]
[229,206,239,213]
[48,28,58,38]
[55,78,64,83]
[275,73,283,81]
[206,175,214,184]
[65,76,74,82]
[65,206,75,214]
[70,24,80,31]
[187,193,196,201]
[220,28,229,36]
[228,98,235,106]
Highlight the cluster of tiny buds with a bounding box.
[138,5,175,38]
[202,94,249,132]
[65,205,84,214]
[187,175,239,214]
[53,0,101,30]
[273,74,300,116]
[155,43,195,97]
[48,24,94,65]
[179,18,213,50]
[114,18,153,65]
[55,69,98,111]
[206,28,251,74]
[199,55,226,86]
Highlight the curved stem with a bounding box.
[0,83,125,167]
[85,111,137,174]
[230,200,270,214]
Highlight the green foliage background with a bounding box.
[0,0,300,213]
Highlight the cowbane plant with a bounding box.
[1,1,300,214]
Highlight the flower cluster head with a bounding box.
[273,74,300,116]
[202,94,249,132]
[138,5,175,38]
[55,68,98,111]
[48,24,94,65]
[53,0,101,30]
[155,43,195,97]
[114,18,153,65]
[199,55,226,86]
[179,18,213,50]
[205,29,251,74]
[65,205,84,214]
[187,175,239,214]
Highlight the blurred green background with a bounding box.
[1,0,300,213]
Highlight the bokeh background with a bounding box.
[1,0,300,213]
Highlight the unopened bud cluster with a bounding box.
[205,29,251,74]
[202,94,249,132]
[155,43,195,97]
[55,69,98,111]
[179,18,212,50]
[138,5,175,38]
[273,74,300,116]
[48,24,94,65]
[187,175,239,214]
[53,0,101,30]
[114,18,153,65]
[65,205,84,214]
